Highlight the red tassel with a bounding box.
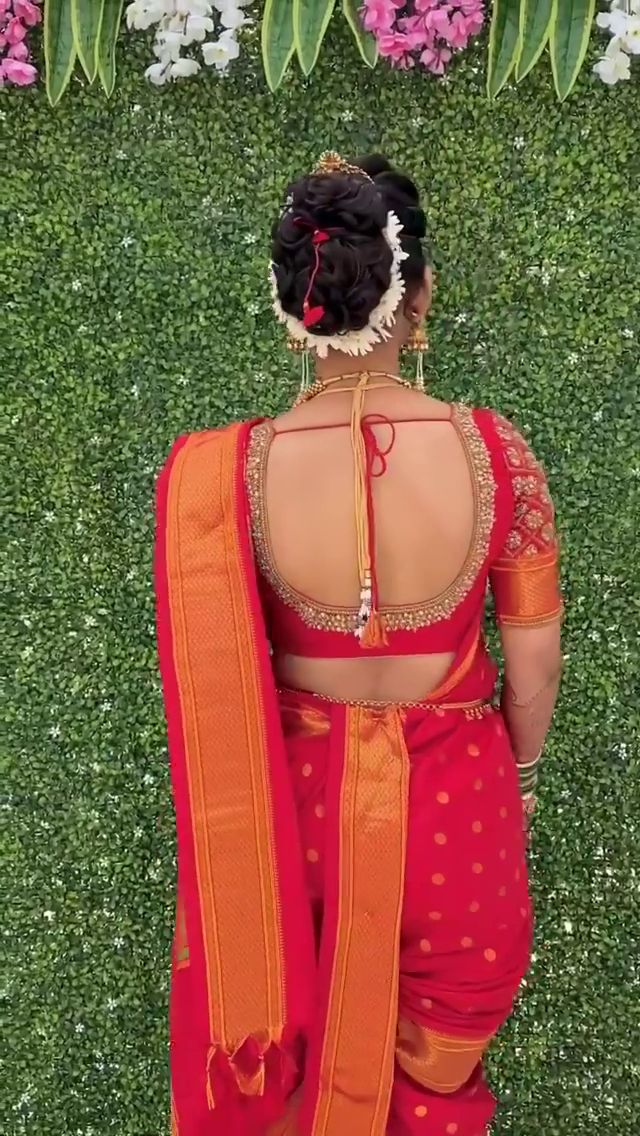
[303,302,325,327]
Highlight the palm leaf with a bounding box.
[487,0,521,98]
[550,0,596,101]
[71,0,105,83]
[293,0,336,76]
[516,0,555,81]
[342,0,378,68]
[97,0,125,97]
[45,0,77,107]
[262,0,296,92]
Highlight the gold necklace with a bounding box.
[293,370,412,407]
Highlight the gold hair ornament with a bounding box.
[311,151,374,182]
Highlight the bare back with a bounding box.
[263,387,478,701]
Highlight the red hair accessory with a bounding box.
[294,218,334,328]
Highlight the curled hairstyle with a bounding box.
[271,154,429,339]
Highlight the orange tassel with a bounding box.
[360,610,388,649]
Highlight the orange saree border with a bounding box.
[165,426,284,1059]
[396,1017,492,1095]
[305,706,409,1136]
[491,548,563,626]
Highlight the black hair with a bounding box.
[271,153,429,339]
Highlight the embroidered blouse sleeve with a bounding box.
[489,414,563,627]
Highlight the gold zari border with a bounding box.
[311,707,409,1135]
[166,428,284,1050]
[396,1017,491,1094]
[246,405,495,633]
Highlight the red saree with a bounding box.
[154,423,533,1136]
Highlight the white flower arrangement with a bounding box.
[270,211,409,358]
[126,0,253,87]
[593,0,640,85]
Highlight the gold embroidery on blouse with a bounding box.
[245,405,496,634]
[492,414,558,560]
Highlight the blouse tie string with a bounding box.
[351,378,396,648]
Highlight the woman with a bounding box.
[154,152,563,1136]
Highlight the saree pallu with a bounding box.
[154,424,533,1136]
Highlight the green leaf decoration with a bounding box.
[293,0,337,77]
[342,0,378,68]
[487,0,522,99]
[98,0,125,97]
[262,0,296,92]
[517,0,555,81]
[45,0,77,107]
[550,0,596,101]
[71,0,105,83]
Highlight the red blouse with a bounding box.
[246,405,563,659]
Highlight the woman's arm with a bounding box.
[488,413,564,820]
[498,620,563,765]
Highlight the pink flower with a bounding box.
[365,0,485,77]
[361,0,403,34]
[0,0,12,17]
[456,0,484,35]
[14,0,42,27]
[398,14,430,51]
[377,30,417,68]
[446,11,471,49]
[423,8,452,37]
[421,42,452,75]
[9,37,28,60]
[1,55,38,84]
[5,16,28,45]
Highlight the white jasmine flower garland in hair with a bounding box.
[270,211,409,358]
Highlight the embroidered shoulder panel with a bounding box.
[245,405,496,634]
[492,414,558,560]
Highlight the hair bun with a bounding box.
[271,171,394,337]
[271,154,429,340]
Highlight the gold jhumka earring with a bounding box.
[287,335,312,393]
[402,322,428,390]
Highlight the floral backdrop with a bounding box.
[2,8,639,1136]
[1,1,639,95]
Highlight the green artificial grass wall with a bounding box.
[3,21,639,1136]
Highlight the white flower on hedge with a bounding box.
[128,0,248,84]
[170,56,202,78]
[185,13,215,40]
[177,0,213,13]
[593,38,632,84]
[202,29,240,69]
[598,7,640,48]
[127,1,175,29]
[215,1,249,31]
[621,14,640,52]
[146,58,171,84]
[596,1,640,53]
[158,29,186,57]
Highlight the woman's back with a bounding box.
[255,387,487,701]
